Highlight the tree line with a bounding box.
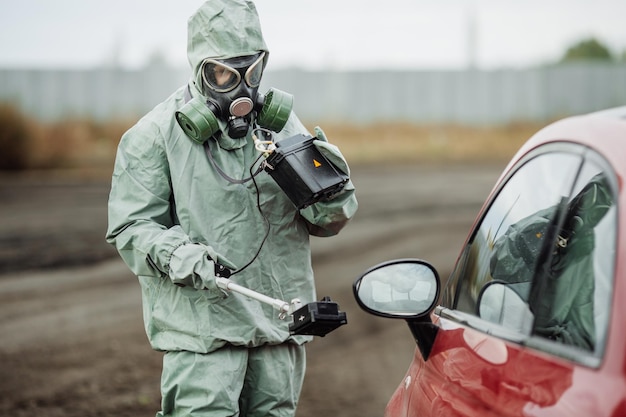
[561,37,626,63]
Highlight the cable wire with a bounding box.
[231,153,271,275]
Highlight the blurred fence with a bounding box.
[1,63,625,124]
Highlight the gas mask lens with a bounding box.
[203,63,240,92]
[579,182,612,226]
[201,52,265,93]
[245,54,264,88]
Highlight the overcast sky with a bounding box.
[1,0,625,71]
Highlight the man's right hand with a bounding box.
[169,243,236,293]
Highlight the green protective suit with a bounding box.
[105,1,357,415]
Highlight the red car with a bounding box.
[353,107,626,417]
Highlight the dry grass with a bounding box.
[307,121,540,166]
[27,117,132,170]
[0,103,544,175]
[0,104,132,174]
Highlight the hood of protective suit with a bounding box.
[187,0,269,91]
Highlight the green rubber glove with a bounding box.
[313,126,350,176]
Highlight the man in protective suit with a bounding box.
[105,1,358,416]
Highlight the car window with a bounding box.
[447,145,617,363]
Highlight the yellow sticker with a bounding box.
[313,159,322,168]
[536,232,542,239]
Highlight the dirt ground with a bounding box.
[0,162,503,417]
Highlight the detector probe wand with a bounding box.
[215,276,302,320]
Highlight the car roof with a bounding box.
[501,106,626,181]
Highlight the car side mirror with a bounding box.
[353,259,441,360]
[353,259,441,319]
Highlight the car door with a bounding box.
[409,143,618,417]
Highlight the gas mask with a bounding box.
[176,52,293,143]
[560,173,613,245]
[568,177,613,230]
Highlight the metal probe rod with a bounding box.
[215,277,290,314]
